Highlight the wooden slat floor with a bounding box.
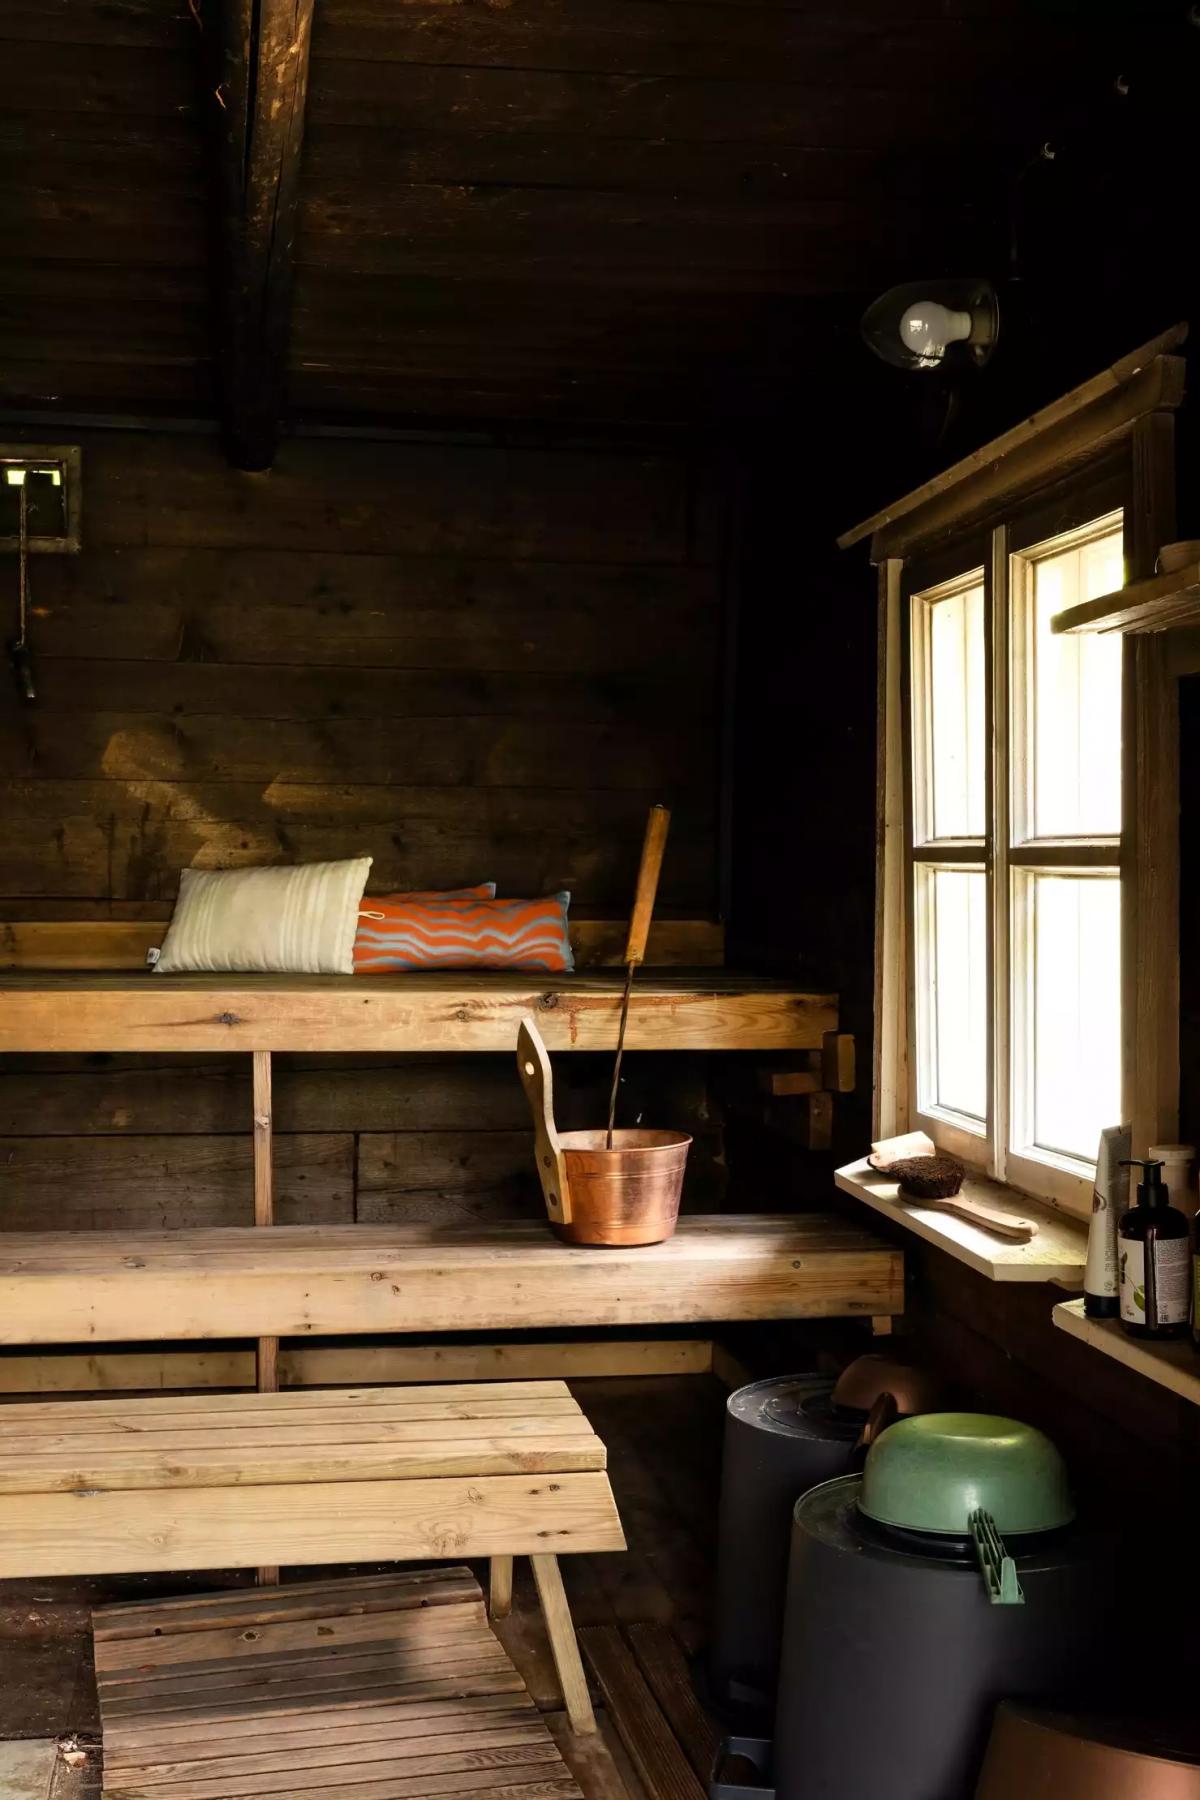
[93,1568,584,1800]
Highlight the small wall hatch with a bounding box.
[0,445,82,552]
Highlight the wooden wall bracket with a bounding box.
[252,1048,279,1585]
[756,1031,855,1149]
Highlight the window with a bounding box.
[906,501,1124,1212]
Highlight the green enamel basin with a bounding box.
[860,1412,1074,1537]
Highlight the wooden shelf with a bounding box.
[1053,1297,1200,1403]
[1051,560,1200,636]
[835,1157,1087,1285]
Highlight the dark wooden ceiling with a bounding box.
[0,0,1172,440]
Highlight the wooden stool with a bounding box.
[0,1378,624,1734]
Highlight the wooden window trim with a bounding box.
[872,356,1181,1220]
[841,323,1185,557]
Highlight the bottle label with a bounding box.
[1120,1238,1190,1326]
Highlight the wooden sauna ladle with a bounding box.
[517,1015,571,1228]
[606,803,671,1147]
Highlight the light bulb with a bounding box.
[898,300,973,368]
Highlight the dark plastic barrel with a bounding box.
[771,1475,1117,1800]
[710,1376,856,1712]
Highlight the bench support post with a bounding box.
[253,1049,280,1586]
[530,1552,596,1736]
[489,1554,513,1620]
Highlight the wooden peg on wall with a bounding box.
[758,1063,822,1097]
[821,1032,856,1093]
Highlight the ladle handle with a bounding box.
[517,1016,572,1226]
[625,804,671,967]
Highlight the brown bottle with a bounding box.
[1118,1159,1190,1340]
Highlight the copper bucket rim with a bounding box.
[558,1128,693,1156]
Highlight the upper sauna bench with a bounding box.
[0,970,835,1054]
[0,916,834,1052]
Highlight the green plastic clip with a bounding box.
[969,1507,1024,1606]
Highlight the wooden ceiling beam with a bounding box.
[210,0,314,469]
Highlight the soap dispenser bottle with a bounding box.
[1118,1159,1190,1339]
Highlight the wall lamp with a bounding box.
[861,279,999,373]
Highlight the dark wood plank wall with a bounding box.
[0,426,726,1229]
[289,0,1112,428]
[0,2,212,415]
[0,0,1124,428]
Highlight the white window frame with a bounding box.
[865,334,1184,1237]
[905,561,991,1166]
[900,489,1127,1218]
[1004,510,1123,1207]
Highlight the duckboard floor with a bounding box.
[92,1568,584,1800]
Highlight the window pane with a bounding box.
[916,576,986,839]
[916,866,987,1124]
[1029,874,1120,1161]
[1025,518,1123,838]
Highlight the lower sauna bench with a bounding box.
[0,1216,905,1342]
[0,1380,624,1736]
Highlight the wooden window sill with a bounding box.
[834,1157,1087,1285]
[1053,1298,1200,1404]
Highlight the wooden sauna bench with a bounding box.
[0,969,834,1053]
[0,1215,903,1343]
[0,927,901,1367]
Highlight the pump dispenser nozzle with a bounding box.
[1120,1158,1169,1204]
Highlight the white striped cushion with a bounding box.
[156,859,373,975]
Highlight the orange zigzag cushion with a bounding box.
[354,890,572,973]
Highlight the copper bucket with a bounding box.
[517,1018,691,1246]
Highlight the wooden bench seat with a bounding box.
[0,1215,904,1343]
[0,1379,623,1734]
[0,1380,611,1493]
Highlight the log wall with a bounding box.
[0,427,728,1229]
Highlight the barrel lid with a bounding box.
[727,1374,848,1438]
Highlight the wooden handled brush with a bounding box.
[606,804,671,1147]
